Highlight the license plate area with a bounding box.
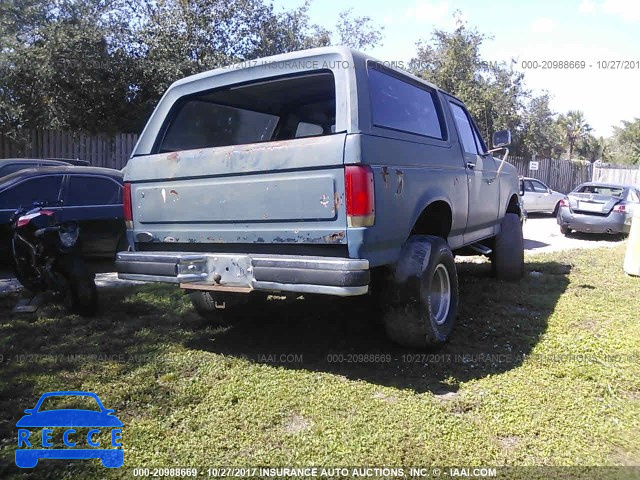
[578,201,603,213]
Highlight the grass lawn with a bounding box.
[0,245,639,478]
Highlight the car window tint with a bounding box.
[0,175,62,209]
[531,180,548,193]
[449,103,479,155]
[577,185,624,197]
[524,180,534,192]
[369,67,444,139]
[66,176,122,206]
[0,163,38,177]
[161,101,279,151]
[295,122,324,138]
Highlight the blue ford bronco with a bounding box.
[116,47,524,348]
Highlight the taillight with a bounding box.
[559,198,569,207]
[123,182,133,228]
[613,204,626,213]
[345,165,375,227]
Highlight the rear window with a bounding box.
[575,185,624,197]
[368,66,444,139]
[157,71,336,152]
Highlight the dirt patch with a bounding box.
[373,391,398,404]
[283,414,312,434]
[496,435,521,452]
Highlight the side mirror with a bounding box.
[24,409,34,414]
[493,130,512,148]
[548,188,552,194]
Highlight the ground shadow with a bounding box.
[0,258,571,475]
[566,231,626,242]
[523,239,550,250]
[184,259,571,394]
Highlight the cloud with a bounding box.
[530,17,556,33]
[602,0,640,22]
[405,1,449,23]
[578,0,597,14]
[578,0,640,22]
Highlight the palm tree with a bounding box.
[557,110,592,160]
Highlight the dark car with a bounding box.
[0,166,126,259]
[557,182,640,235]
[0,158,77,178]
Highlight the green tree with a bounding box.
[335,8,384,50]
[608,118,640,165]
[0,0,142,134]
[576,134,608,163]
[520,93,564,158]
[409,14,527,150]
[557,110,592,160]
[0,0,384,137]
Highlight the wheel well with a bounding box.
[506,194,521,215]
[410,201,452,239]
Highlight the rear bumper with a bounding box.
[557,208,631,234]
[116,251,369,296]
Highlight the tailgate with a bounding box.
[125,135,347,246]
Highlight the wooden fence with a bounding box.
[593,163,640,186]
[4,130,636,192]
[0,130,138,171]
[508,156,593,194]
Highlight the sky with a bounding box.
[271,0,640,137]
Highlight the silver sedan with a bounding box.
[521,177,566,215]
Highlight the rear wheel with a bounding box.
[560,225,571,236]
[492,213,524,281]
[59,255,98,316]
[382,235,459,348]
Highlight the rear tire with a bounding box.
[560,225,571,236]
[492,213,524,281]
[382,235,459,348]
[60,256,98,316]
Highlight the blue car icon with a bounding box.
[16,391,123,468]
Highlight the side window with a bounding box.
[523,180,535,192]
[368,67,444,139]
[65,176,122,206]
[0,175,62,209]
[531,180,548,193]
[472,127,487,154]
[450,103,478,155]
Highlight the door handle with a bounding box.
[466,162,476,170]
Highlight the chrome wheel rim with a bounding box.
[430,264,451,326]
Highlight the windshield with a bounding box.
[575,185,624,197]
[38,395,101,412]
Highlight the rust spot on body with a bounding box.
[167,152,179,162]
[324,231,345,243]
